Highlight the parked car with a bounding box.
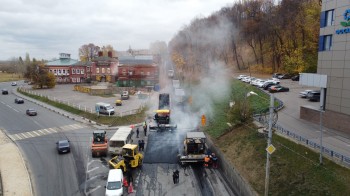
[263,82,279,90]
[15,98,24,104]
[56,140,70,154]
[299,90,313,98]
[11,82,17,86]
[269,85,290,93]
[256,80,266,88]
[291,75,300,81]
[2,89,8,95]
[278,74,293,79]
[237,75,247,80]
[272,73,283,78]
[307,91,320,102]
[26,109,37,116]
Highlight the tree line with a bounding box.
[169,0,320,83]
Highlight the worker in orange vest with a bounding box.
[204,155,210,167]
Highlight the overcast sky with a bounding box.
[0,0,235,60]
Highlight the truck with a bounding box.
[121,91,129,100]
[149,93,177,131]
[168,69,174,78]
[91,130,108,157]
[108,144,143,172]
[95,102,115,115]
[108,127,134,156]
[178,132,207,165]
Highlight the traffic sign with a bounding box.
[266,144,276,155]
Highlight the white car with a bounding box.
[299,90,313,98]
[11,82,17,86]
[256,80,266,88]
[237,75,247,80]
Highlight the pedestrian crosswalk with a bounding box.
[8,123,87,141]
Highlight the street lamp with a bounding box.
[247,91,275,196]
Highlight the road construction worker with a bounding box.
[211,153,218,168]
[204,155,210,167]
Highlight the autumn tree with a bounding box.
[79,43,100,62]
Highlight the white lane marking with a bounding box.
[48,128,57,133]
[38,130,46,135]
[43,129,51,134]
[32,120,41,127]
[13,134,22,140]
[32,131,41,136]
[85,185,101,195]
[8,135,16,141]
[20,133,29,139]
[27,132,35,138]
[87,167,100,173]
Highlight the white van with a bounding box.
[105,169,123,196]
[109,127,133,155]
[96,102,115,115]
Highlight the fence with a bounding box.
[19,87,146,118]
[253,88,350,168]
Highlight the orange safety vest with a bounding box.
[204,156,210,167]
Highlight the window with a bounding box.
[58,69,62,75]
[102,68,105,74]
[87,67,90,72]
[324,35,332,50]
[318,35,332,51]
[141,71,144,76]
[76,69,80,74]
[122,69,126,76]
[96,68,99,74]
[107,68,111,74]
[63,70,66,74]
[81,69,84,74]
[72,69,76,74]
[326,10,334,26]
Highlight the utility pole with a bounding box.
[264,93,274,196]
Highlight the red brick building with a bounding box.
[46,53,80,83]
[116,56,158,87]
[91,51,118,83]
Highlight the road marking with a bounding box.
[43,129,51,134]
[85,185,101,195]
[87,167,100,173]
[8,135,16,141]
[13,134,22,140]
[20,133,29,139]
[48,128,57,133]
[32,131,41,136]
[7,123,87,141]
[38,130,46,135]
[27,132,35,137]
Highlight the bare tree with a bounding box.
[79,43,100,61]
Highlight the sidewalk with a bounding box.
[0,130,32,196]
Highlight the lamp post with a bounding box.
[265,93,274,196]
[247,91,275,196]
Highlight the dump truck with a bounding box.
[108,144,143,172]
[91,130,108,157]
[149,93,177,130]
[179,132,207,165]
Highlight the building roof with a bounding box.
[46,58,78,66]
[92,56,118,62]
[74,61,93,66]
[119,56,154,65]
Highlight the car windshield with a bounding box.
[59,141,69,147]
[107,181,121,190]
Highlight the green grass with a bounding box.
[18,88,146,126]
[209,81,350,196]
[0,72,23,82]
